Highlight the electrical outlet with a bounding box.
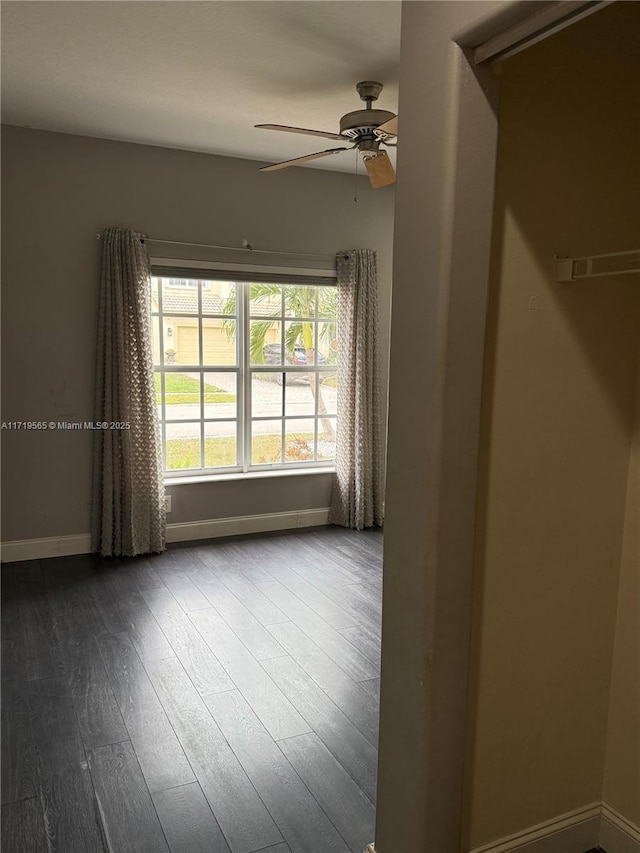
[164,495,172,513]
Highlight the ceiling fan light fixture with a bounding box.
[358,139,381,157]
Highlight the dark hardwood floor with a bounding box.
[1,526,382,853]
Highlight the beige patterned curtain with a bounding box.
[329,249,384,529]
[91,227,166,557]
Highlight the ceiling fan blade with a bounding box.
[260,148,350,172]
[256,124,345,141]
[375,115,398,137]
[364,151,396,189]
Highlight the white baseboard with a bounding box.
[461,801,640,853]
[0,532,93,563]
[0,508,331,563]
[165,507,330,543]
[467,804,602,853]
[601,803,640,853]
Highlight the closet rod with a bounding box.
[555,248,640,282]
[95,231,345,262]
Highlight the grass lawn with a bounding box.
[166,433,325,469]
[155,373,236,405]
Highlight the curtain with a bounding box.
[91,227,166,557]
[329,249,384,530]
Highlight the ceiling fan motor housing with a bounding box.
[339,108,396,141]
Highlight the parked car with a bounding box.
[262,343,329,384]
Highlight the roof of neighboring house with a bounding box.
[152,289,279,317]
[153,291,225,314]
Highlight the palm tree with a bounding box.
[222,284,337,443]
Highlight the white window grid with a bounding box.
[152,277,337,476]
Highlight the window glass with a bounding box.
[153,276,338,476]
[250,283,281,317]
[161,280,199,314]
[252,419,283,465]
[165,422,201,471]
[203,372,237,419]
[163,372,201,421]
[204,422,236,469]
[252,374,283,418]
[284,285,317,319]
[202,317,237,366]
[251,320,281,366]
[285,419,315,463]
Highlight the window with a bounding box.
[151,275,338,476]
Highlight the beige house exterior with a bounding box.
[151,278,278,366]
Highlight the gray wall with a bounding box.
[1,126,394,541]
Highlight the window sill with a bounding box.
[165,466,335,486]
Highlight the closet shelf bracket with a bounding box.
[555,249,640,282]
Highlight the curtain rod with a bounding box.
[95,231,347,261]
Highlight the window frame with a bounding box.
[151,259,338,479]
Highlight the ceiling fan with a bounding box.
[256,81,398,189]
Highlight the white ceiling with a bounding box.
[1,1,401,174]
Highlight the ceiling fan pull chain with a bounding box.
[354,149,359,204]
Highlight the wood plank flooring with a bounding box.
[1,526,382,853]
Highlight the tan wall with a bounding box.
[604,354,640,826]
[1,127,394,539]
[465,4,640,848]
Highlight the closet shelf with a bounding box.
[555,249,640,282]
